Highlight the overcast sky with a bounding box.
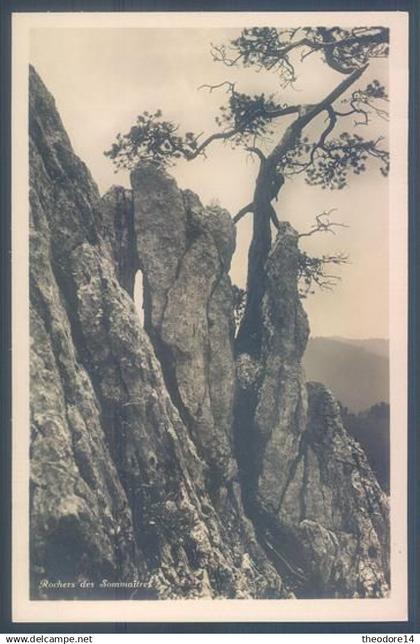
[30,27,389,339]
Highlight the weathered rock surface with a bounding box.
[99,186,138,297]
[29,68,139,597]
[234,222,390,597]
[29,63,389,602]
[29,65,287,599]
[132,167,237,485]
[297,382,390,597]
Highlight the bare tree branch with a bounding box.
[256,64,367,185]
[298,249,349,297]
[298,210,349,238]
[198,80,236,94]
[233,202,254,224]
[189,66,367,171]
[213,27,389,78]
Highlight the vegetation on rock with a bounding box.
[105,26,389,357]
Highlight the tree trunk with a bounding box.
[236,162,279,357]
[235,67,368,358]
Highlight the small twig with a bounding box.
[298,209,349,238]
[198,80,236,94]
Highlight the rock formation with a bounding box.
[29,65,286,600]
[99,186,138,297]
[234,223,389,597]
[131,167,237,486]
[29,64,390,601]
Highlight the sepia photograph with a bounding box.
[11,11,408,623]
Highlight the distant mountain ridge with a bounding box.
[303,336,389,412]
[328,337,389,359]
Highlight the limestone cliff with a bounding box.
[131,167,237,486]
[29,64,389,601]
[29,65,286,600]
[234,223,390,597]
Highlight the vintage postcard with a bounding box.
[12,11,408,622]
